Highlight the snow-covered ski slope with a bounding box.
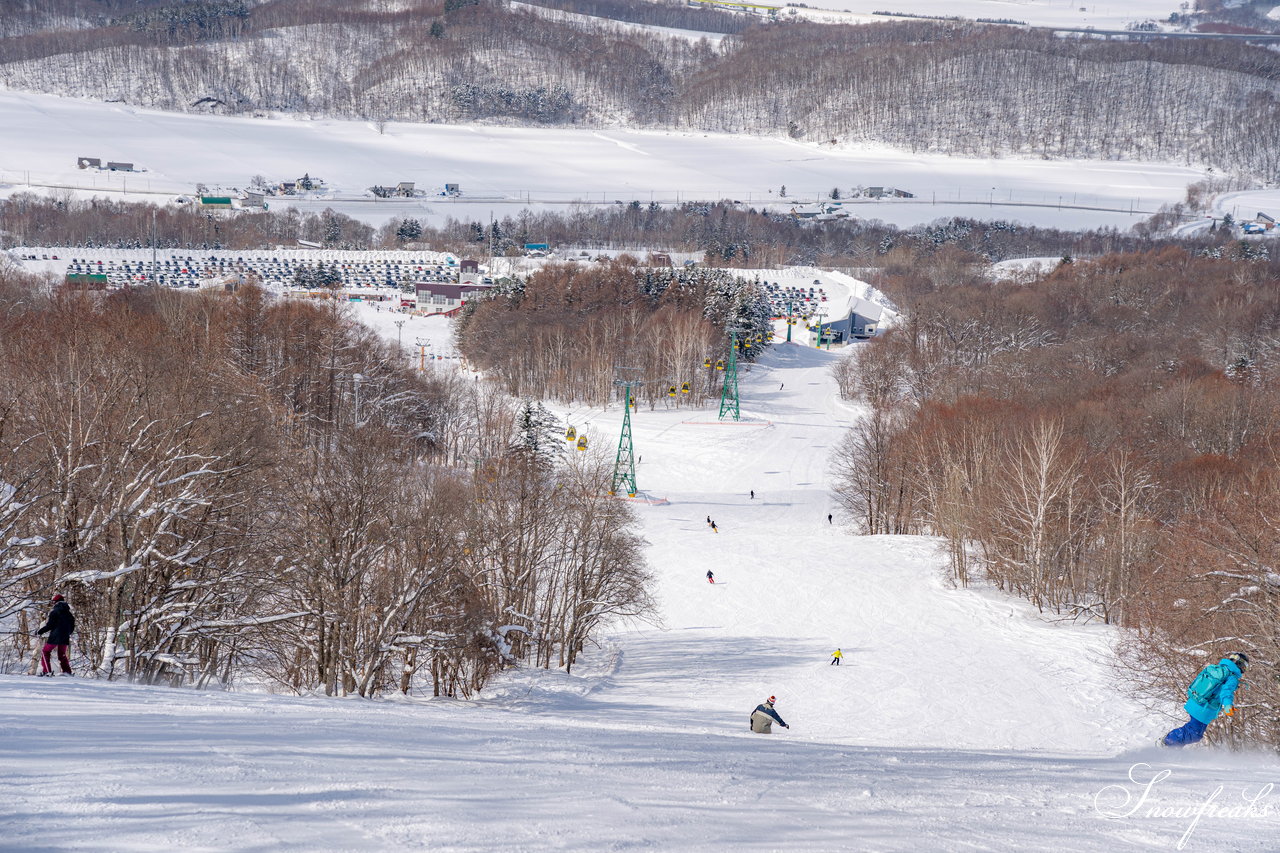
[3,309,1278,851]
[0,91,1206,231]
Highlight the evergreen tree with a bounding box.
[509,400,563,470]
[323,212,342,246]
[396,218,423,242]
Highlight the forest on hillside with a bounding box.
[0,1,1279,177]
[0,268,652,695]
[832,246,1280,746]
[454,259,775,406]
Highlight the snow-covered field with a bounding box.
[3,304,1278,851]
[794,0,1182,29]
[1215,189,1280,224]
[0,91,1207,231]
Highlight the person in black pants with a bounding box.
[36,594,75,676]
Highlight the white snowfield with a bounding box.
[793,0,1182,30]
[3,310,1278,851]
[0,91,1206,232]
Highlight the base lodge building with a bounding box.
[414,281,491,315]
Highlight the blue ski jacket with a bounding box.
[1185,658,1242,724]
[752,702,787,727]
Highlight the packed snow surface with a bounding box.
[0,91,1206,231]
[3,304,1278,851]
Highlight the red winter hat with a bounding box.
[51,594,64,602]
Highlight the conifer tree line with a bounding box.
[454,259,775,406]
[1,6,1279,177]
[0,270,652,694]
[831,246,1280,746]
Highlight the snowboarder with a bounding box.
[750,696,789,733]
[750,490,755,500]
[707,570,715,584]
[1160,652,1248,748]
[710,520,718,533]
[35,594,75,677]
[827,513,833,525]
[831,649,842,666]
[706,515,712,526]
[779,383,784,391]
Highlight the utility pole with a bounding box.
[718,331,741,422]
[611,368,643,497]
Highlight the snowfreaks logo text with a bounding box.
[1093,763,1275,849]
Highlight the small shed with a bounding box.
[107,161,134,171]
[650,253,673,267]
[77,157,101,169]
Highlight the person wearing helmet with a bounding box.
[1160,652,1248,747]
[35,594,75,676]
[750,696,789,734]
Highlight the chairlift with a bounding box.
[680,382,690,394]
[668,385,677,397]
[715,359,725,371]
[576,435,589,451]
[703,357,712,369]
[565,426,577,442]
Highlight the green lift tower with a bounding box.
[611,372,643,496]
[718,331,741,422]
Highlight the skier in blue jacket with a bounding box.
[750,696,789,733]
[1161,652,1247,747]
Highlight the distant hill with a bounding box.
[1,0,1278,177]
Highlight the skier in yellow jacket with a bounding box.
[830,649,842,666]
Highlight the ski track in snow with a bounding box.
[2,308,1278,851]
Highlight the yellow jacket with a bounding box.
[832,649,842,659]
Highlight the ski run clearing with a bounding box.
[3,303,1278,852]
